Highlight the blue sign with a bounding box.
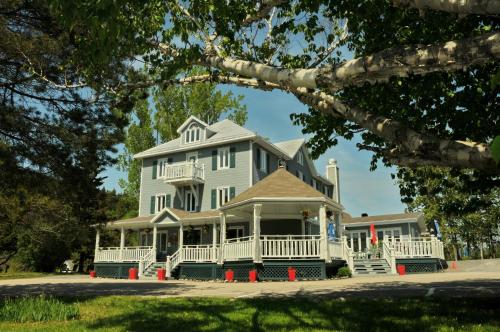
[327,223,336,240]
[434,220,442,240]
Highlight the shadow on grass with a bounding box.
[79,296,500,332]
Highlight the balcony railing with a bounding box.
[160,161,205,185]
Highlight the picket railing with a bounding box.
[223,236,254,261]
[138,247,156,276]
[389,237,444,259]
[183,244,219,262]
[161,161,205,183]
[341,237,354,271]
[94,246,153,262]
[382,240,396,274]
[328,238,343,259]
[260,235,322,259]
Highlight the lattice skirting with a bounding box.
[178,263,223,280]
[396,258,446,273]
[258,261,326,281]
[94,263,139,279]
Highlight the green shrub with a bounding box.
[336,266,352,278]
[0,295,79,322]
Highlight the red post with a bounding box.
[451,261,458,270]
[89,271,96,278]
[157,268,166,281]
[397,264,406,275]
[225,269,234,282]
[288,267,296,281]
[249,269,258,282]
[128,267,138,280]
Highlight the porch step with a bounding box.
[142,262,167,277]
[353,259,392,275]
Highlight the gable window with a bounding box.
[297,150,304,165]
[185,123,201,144]
[218,147,230,169]
[185,190,197,212]
[259,149,268,172]
[155,194,166,213]
[217,186,230,208]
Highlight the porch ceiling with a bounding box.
[227,200,333,219]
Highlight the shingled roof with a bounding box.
[342,212,422,224]
[222,167,336,209]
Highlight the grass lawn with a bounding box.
[0,296,499,331]
[0,272,55,280]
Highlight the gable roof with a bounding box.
[134,119,255,159]
[221,167,339,209]
[273,138,305,159]
[176,115,210,133]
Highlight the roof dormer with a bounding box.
[177,115,214,145]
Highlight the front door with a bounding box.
[158,231,168,253]
[349,231,368,252]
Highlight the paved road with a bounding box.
[1,271,499,299]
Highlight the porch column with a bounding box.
[219,212,227,264]
[301,219,306,235]
[319,204,331,262]
[119,227,125,261]
[253,204,262,263]
[212,219,217,262]
[152,224,158,262]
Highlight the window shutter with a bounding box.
[152,160,158,179]
[212,150,217,170]
[266,153,270,173]
[150,196,155,214]
[256,148,261,169]
[166,194,171,207]
[229,187,236,199]
[229,147,236,168]
[211,189,217,209]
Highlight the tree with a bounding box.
[0,0,129,270]
[118,77,247,213]
[48,0,500,174]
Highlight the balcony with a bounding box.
[160,161,205,186]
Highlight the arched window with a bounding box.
[185,123,201,143]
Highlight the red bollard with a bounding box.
[451,261,458,270]
[288,267,296,281]
[128,267,138,280]
[397,264,406,275]
[157,268,166,281]
[225,269,234,282]
[89,271,96,278]
[249,269,258,282]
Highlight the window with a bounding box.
[158,159,168,178]
[297,170,304,181]
[217,186,230,208]
[155,194,166,213]
[312,178,317,190]
[185,190,197,212]
[218,147,230,169]
[227,226,244,239]
[140,232,153,246]
[297,150,304,165]
[259,149,267,172]
[185,123,201,144]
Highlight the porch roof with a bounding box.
[221,167,342,211]
[342,212,426,232]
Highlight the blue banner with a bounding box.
[434,220,442,240]
[327,223,336,240]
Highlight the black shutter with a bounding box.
[212,150,217,170]
[229,147,236,168]
[152,160,158,179]
[211,189,217,209]
[150,196,156,214]
[266,153,270,173]
[166,194,171,207]
[256,148,261,170]
[229,187,236,199]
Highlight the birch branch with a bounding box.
[392,0,500,15]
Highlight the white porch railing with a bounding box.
[341,236,354,271]
[160,161,205,183]
[223,236,254,261]
[389,237,444,259]
[382,240,397,274]
[166,248,181,277]
[139,248,156,276]
[260,235,322,259]
[182,244,219,262]
[328,238,343,259]
[94,246,153,262]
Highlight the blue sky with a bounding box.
[101,86,406,217]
